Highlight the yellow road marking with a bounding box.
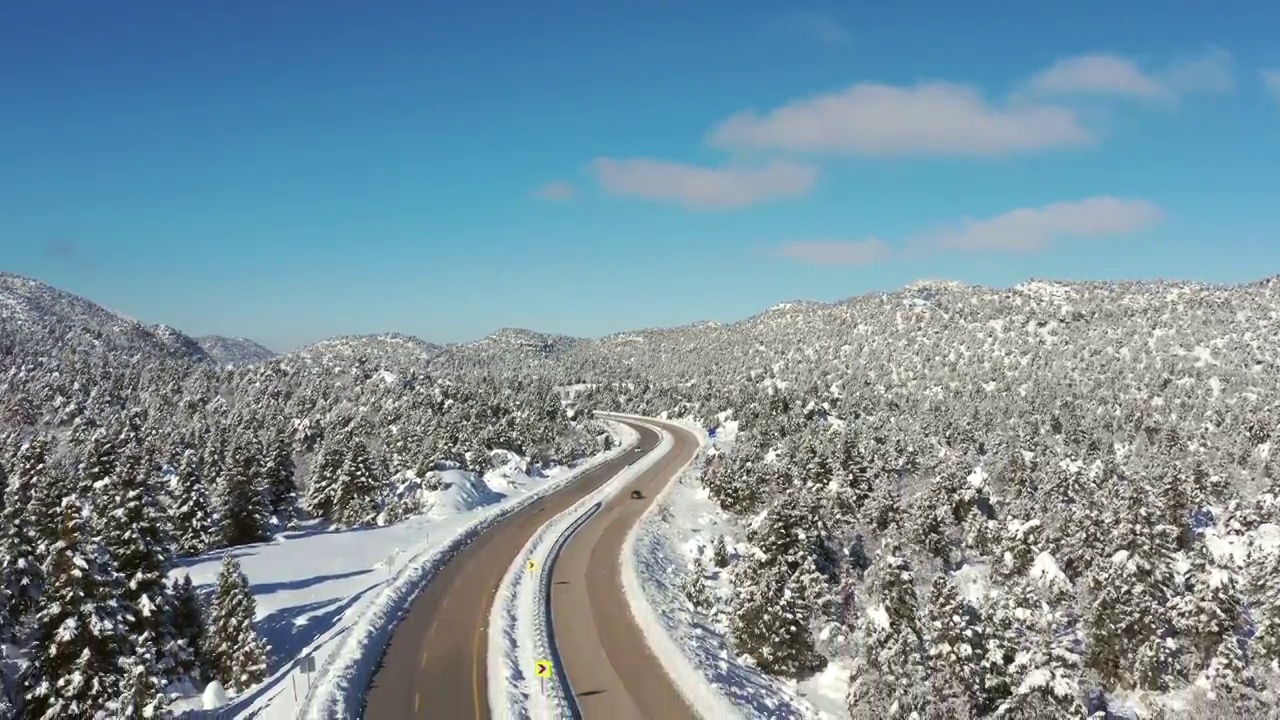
[472,612,486,719]
[415,693,421,714]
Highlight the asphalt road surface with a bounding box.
[550,418,700,720]
[363,419,665,719]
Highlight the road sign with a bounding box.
[534,659,552,678]
[299,655,316,674]
[526,559,537,572]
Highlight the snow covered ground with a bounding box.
[621,414,842,719]
[169,421,637,719]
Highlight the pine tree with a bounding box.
[169,573,206,682]
[1082,481,1180,691]
[1172,539,1248,691]
[729,497,838,677]
[303,435,345,520]
[100,440,181,686]
[218,438,271,547]
[0,438,48,622]
[115,648,170,719]
[263,424,298,520]
[334,439,381,527]
[997,590,1083,718]
[682,557,713,612]
[712,535,731,569]
[924,572,985,717]
[207,555,268,692]
[848,543,927,718]
[170,448,215,556]
[1249,543,1280,672]
[83,427,120,502]
[24,498,130,719]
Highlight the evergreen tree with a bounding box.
[923,572,985,717]
[848,543,926,718]
[263,424,298,520]
[1172,539,1248,691]
[333,439,381,527]
[115,648,170,720]
[1082,481,1180,691]
[1249,544,1280,672]
[24,498,130,719]
[207,555,268,692]
[100,440,181,685]
[218,437,271,547]
[169,573,206,682]
[0,438,48,622]
[712,535,731,569]
[997,590,1083,718]
[170,448,215,556]
[729,497,838,677]
[303,435,345,520]
[682,557,713,612]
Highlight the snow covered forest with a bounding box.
[4,270,1280,717]
[0,273,608,718]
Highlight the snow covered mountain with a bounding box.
[197,335,277,366]
[286,333,444,375]
[0,272,214,364]
[431,327,581,373]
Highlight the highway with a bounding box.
[362,417,694,719]
[550,417,700,719]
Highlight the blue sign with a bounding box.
[708,427,717,437]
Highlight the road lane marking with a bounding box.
[471,614,486,720]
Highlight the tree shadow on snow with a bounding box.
[182,583,381,718]
[251,568,373,597]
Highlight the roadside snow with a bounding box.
[168,421,636,719]
[487,422,651,718]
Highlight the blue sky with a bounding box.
[2,1,1277,350]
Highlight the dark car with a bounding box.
[630,489,644,499]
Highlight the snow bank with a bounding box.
[170,421,637,719]
[427,469,506,518]
[487,421,656,718]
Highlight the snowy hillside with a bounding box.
[0,272,211,364]
[0,274,609,718]
[197,336,277,367]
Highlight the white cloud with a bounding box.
[707,81,1089,157]
[1027,53,1164,98]
[1261,69,1280,102]
[921,197,1164,252]
[1164,47,1234,95]
[1026,47,1233,100]
[777,239,891,266]
[590,157,818,209]
[536,181,576,201]
[774,12,851,45]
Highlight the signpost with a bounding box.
[534,659,552,718]
[294,655,316,718]
[526,559,537,572]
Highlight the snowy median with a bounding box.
[487,420,664,718]
[170,422,638,719]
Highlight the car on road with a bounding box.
[630,489,644,499]
[633,446,643,452]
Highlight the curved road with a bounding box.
[551,417,700,719]
[364,418,688,719]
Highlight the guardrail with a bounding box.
[538,500,602,720]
